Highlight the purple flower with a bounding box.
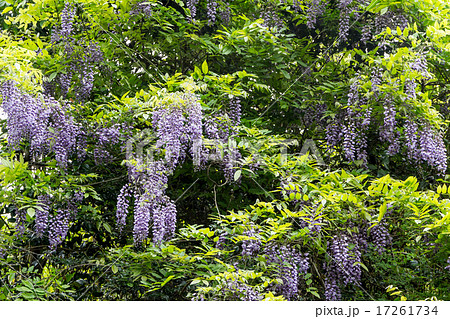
[48,210,70,250]
[36,195,51,237]
[133,194,152,245]
[369,222,392,254]
[60,3,75,39]
[206,0,218,25]
[241,228,261,257]
[186,0,199,22]
[222,279,263,301]
[445,257,450,271]
[0,81,80,170]
[306,0,326,29]
[117,184,133,232]
[264,243,309,300]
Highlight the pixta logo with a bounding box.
[126,129,326,171]
[126,129,158,168]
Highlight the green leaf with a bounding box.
[309,290,320,298]
[190,279,202,285]
[160,275,175,287]
[27,208,35,218]
[378,202,387,222]
[234,170,241,181]
[194,66,202,79]
[202,60,208,74]
[103,222,112,233]
[1,7,13,15]
[111,264,118,274]
[366,0,381,12]
[354,261,369,272]
[280,69,290,79]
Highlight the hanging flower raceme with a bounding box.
[323,233,364,301]
[152,92,203,171]
[117,92,202,245]
[0,81,81,170]
[306,0,326,29]
[117,92,246,245]
[263,243,309,300]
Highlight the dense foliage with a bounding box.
[0,0,449,301]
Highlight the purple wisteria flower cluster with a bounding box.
[48,209,71,250]
[369,221,392,255]
[118,92,205,245]
[325,113,345,151]
[379,95,400,156]
[306,0,326,29]
[410,57,428,75]
[402,120,447,174]
[324,263,342,301]
[228,97,241,128]
[264,243,309,300]
[301,103,327,128]
[130,1,153,17]
[326,78,372,165]
[0,81,91,249]
[360,24,372,44]
[326,107,372,165]
[206,0,218,25]
[337,0,355,42]
[152,92,203,171]
[323,213,394,300]
[331,77,367,161]
[215,232,228,250]
[185,0,232,25]
[48,3,104,103]
[259,6,284,30]
[51,2,76,42]
[219,2,231,24]
[324,233,362,300]
[116,183,134,233]
[417,124,447,174]
[36,195,51,238]
[0,81,81,170]
[325,68,447,173]
[186,0,199,22]
[241,227,261,257]
[404,119,419,162]
[126,159,177,246]
[200,97,243,181]
[93,123,129,165]
[33,191,84,250]
[404,79,417,100]
[14,207,27,237]
[221,279,263,301]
